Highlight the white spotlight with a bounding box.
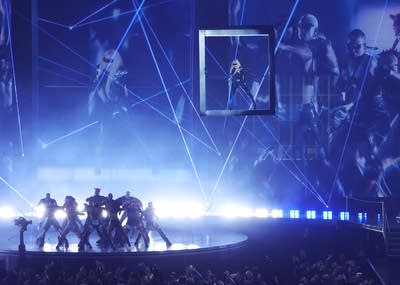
[35,204,46,219]
[54,209,66,220]
[0,207,17,219]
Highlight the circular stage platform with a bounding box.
[0,222,248,261]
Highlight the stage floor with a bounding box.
[0,225,248,255]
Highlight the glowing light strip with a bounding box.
[5,0,24,157]
[140,10,220,155]
[135,0,207,202]
[0,177,35,210]
[327,0,390,204]
[70,0,121,29]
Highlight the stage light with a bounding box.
[306,210,316,219]
[101,209,108,218]
[35,205,46,219]
[339,211,350,221]
[271,209,283,218]
[237,207,253,218]
[112,8,121,20]
[0,207,17,219]
[54,209,66,220]
[77,203,85,212]
[323,211,332,220]
[220,205,237,219]
[254,208,269,218]
[289,210,300,219]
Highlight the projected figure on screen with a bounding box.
[390,13,400,72]
[88,49,128,120]
[88,49,129,171]
[227,59,256,110]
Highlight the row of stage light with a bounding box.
[0,204,378,224]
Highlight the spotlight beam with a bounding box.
[0,177,35,210]
[134,0,208,202]
[139,9,220,155]
[327,0,390,204]
[5,0,24,157]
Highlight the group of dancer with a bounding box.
[35,188,172,251]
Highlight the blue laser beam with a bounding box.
[5,0,24,157]
[140,9,220,155]
[134,0,208,202]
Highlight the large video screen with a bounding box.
[1,0,399,212]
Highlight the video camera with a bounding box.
[14,217,32,232]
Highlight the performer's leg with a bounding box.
[154,224,172,247]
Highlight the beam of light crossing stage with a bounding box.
[253,0,301,102]
[234,0,247,60]
[327,0,390,205]
[140,10,220,155]
[42,121,99,148]
[276,160,328,208]
[0,177,35,210]
[207,116,248,210]
[15,10,95,68]
[125,85,221,154]
[75,0,177,28]
[257,118,328,205]
[5,0,24,157]
[38,56,92,80]
[134,0,208,203]
[38,17,70,29]
[70,0,121,30]
[91,0,145,100]
[39,67,88,86]
[42,80,218,154]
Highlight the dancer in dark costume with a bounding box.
[36,193,62,248]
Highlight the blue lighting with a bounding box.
[306,210,316,219]
[323,211,333,220]
[289,210,299,219]
[339,211,350,221]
